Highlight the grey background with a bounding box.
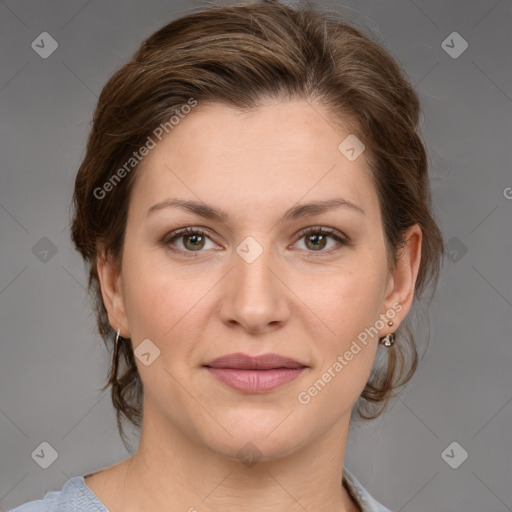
[1,0,511,510]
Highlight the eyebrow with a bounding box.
[147,197,365,222]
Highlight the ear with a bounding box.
[96,249,130,338]
[381,224,422,331]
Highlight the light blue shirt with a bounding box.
[8,467,392,512]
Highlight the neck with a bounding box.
[119,400,360,512]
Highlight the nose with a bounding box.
[218,241,290,335]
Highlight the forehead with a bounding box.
[130,100,379,222]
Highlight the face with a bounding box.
[98,99,421,462]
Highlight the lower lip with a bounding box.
[205,367,306,393]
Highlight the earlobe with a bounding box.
[383,224,422,325]
[96,250,130,337]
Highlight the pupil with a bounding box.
[308,233,326,250]
[185,234,204,250]
[182,233,328,252]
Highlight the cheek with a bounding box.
[119,237,172,338]
[120,245,217,349]
[301,253,389,344]
[293,250,388,400]
[295,267,385,411]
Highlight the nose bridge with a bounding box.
[234,234,276,303]
[236,239,273,292]
[220,235,287,331]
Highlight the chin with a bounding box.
[198,411,311,464]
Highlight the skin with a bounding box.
[89,99,422,512]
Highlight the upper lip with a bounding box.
[203,353,307,370]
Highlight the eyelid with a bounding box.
[161,226,220,247]
[290,225,349,256]
[160,225,350,256]
[292,225,349,244]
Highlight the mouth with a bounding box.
[202,352,308,393]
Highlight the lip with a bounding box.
[203,352,308,393]
[204,352,306,370]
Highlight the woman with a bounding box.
[10,1,443,511]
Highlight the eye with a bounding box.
[161,227,220,255]
[161,226,349,257]
[292,226,348,254]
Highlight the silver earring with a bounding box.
[379,332,395,347]
[115,327,121,347]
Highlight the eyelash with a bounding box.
[160,226,349,258]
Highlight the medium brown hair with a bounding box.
[71,0,444,447]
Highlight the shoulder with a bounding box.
[343,467,394,512]
[7,476,108,512]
